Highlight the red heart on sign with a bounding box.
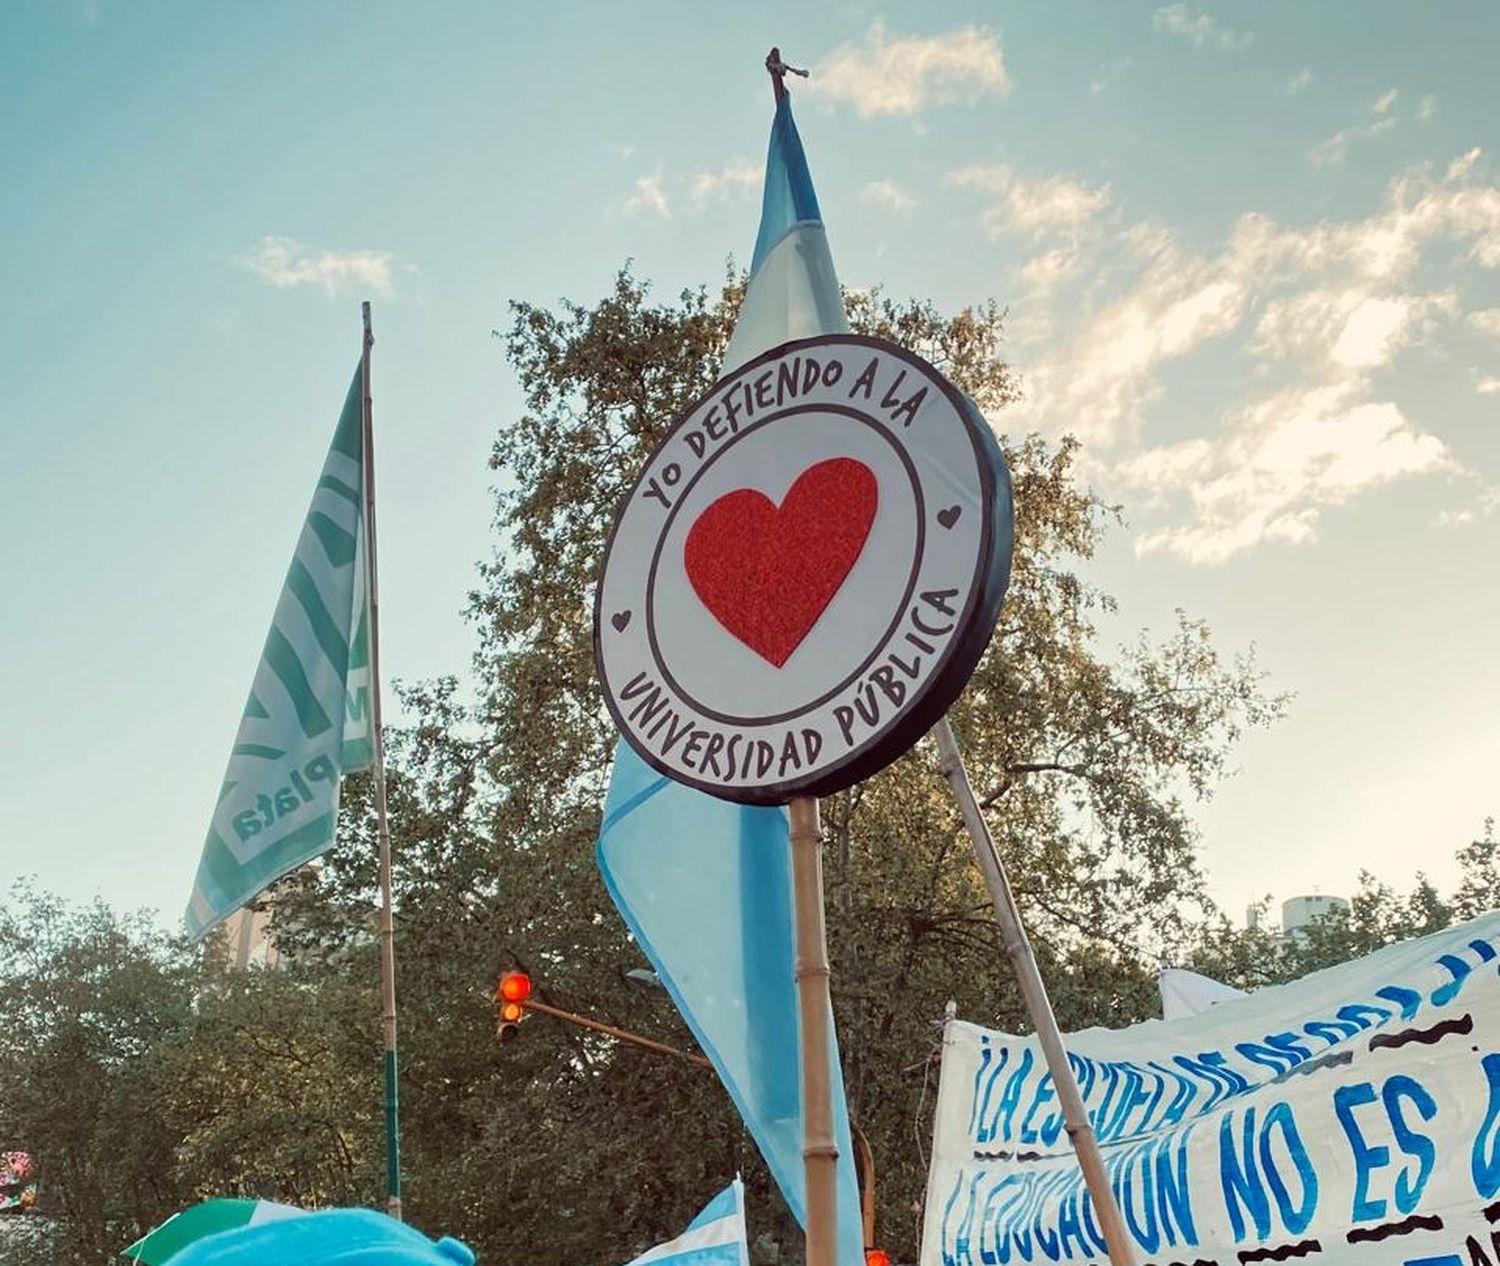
[683,457,878,668]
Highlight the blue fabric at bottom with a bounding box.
[166,1209,475,1266]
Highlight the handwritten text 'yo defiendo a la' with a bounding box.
[637,351,930,513]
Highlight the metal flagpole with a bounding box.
[933,717,1137,1266]
[520,997,714,1069]
[361,300,402,1221]
[789,795,838,1266]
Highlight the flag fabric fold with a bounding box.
[185,366,373,940]
[722,97,849,373]
[597,91,864,1266]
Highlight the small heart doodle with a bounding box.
[611,610,632,632]
[937,505,962,530]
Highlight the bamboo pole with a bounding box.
[765,52,837,1264]
[790,795,838,1266]
[361,301,402,1221]
[851,1122,876,1250]
[932,718,1136,1266]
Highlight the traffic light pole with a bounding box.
[933,717,1139,1266]
[521,997,712,1069]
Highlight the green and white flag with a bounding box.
[123,1197,304,1264]
[186,366,374,940]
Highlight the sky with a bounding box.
[2,1,1496,933]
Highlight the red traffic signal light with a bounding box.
[496,971,532,1041]
[865,1251,890,1266]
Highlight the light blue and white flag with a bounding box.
[597,90,863,1266]
[185,366,374,940]
[619,1180,750,1266]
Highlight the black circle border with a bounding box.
[644,402,927,727]
[594,332,1014,807]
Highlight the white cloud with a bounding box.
[1306,118,1397,169]
[1152,4,1254,51]
[948,164,1110,238]
[623,170,671,220]
[240,236,397,297]
[1476,376,1500,394]
[1448,148,1484,181]
[1436,485,1500,527]
[1089,58,1131,96]
[1014,245,1248,447]
[1020,247,1086,295]
[807,22,1010,118]
[1285,68,1313,95]
[1307,89,1404,169]
[620,160,761,219]
[1417,95,1438,122]
[1128,390,1453,564]
[1326,293,1454,369]
[998,150,1500,562]
[1468,308,1500,338]
[686,158,759,210]
[859,180,917,212]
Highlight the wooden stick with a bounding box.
[933,718,1137,1266]
[851,1122,877,1249]
[790,795,838,1266]
[361,301,402,1221]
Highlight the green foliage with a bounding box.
[0,885,383,1264]
[0,884,195,1264]
[1455,817,1500,921]
[1181,821,1500,990]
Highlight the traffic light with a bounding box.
[496,971,532,1041]
[864,1251,890,1266]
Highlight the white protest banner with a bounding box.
[922,912,1500,1266]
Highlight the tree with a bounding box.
[1455,817,1499,921]
[0,882,196,1265]
[153,960,384,1208]
[1182,819,1499,989]
[0,881,393,1264]
[336,265,1283,1263]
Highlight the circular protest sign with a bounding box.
[595,333,1013,805]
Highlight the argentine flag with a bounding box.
[619,1180,751,1266]
[597,90,864,1266]
[186,365,374,940]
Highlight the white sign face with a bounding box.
[595,334,1012,805]
[922,913,1500,1266]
